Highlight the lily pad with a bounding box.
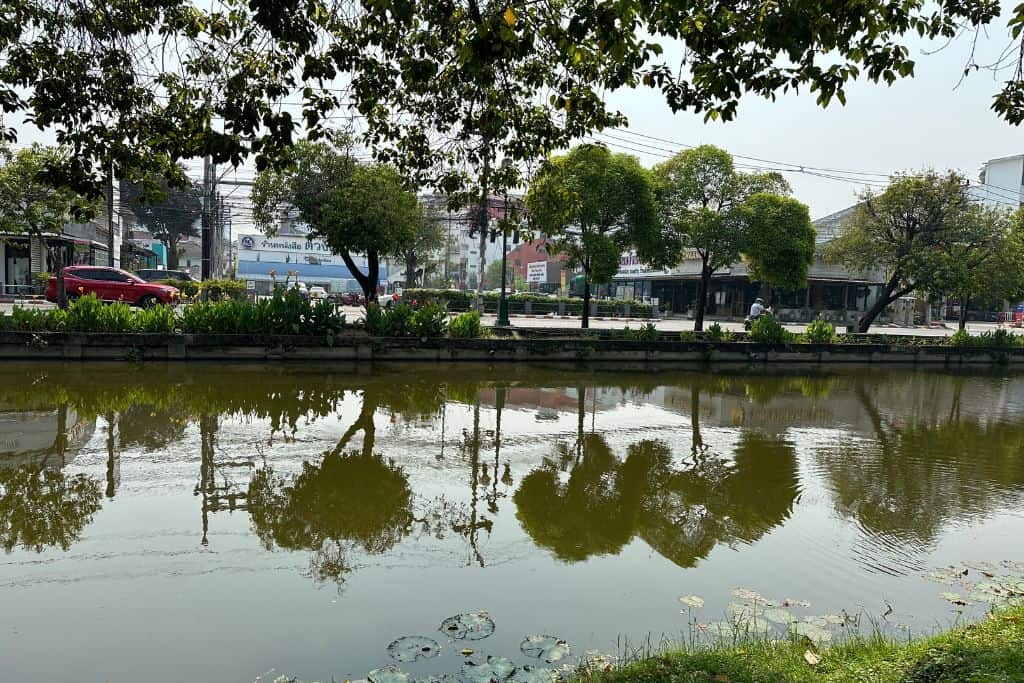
[963,560,998,572]
[520,635,570,664]
[439,612,496,641]
[793,622,833,643]
[731,588,766,603]
[764,608,795,625]
[700,621,738,639]
[387,636,441,662]
[368,666,410,683]
[924,568,967,585]
[413,676,458,683]
[803,614,844,627]
[509,666,557,683]
[462,655,516,682]
[678,595,705,609]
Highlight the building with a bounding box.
[234,221,386,295]
[971,154,1024,209]
[608,207,886,323]
[420,194,519,290]
[1,203,126,297]
[507,239,566,292]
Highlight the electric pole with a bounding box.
[107,167,115,267]
[202,156,214,280]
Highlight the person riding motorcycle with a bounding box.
[744,298,766,330]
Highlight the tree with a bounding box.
[3,0,1024,206]
[0,145,94,308]
[121,174,202,270]
[401,217,445,288]
[643,145,791,331]
[252,141,421,303]
[483,258,505,291]
[741,193,817,291]
[826,172,972,333]
[936,206,1024,330]
[526,144,658,328]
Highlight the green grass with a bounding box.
[578,605,1024,683]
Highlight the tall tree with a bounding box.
[120,174,202,270]
[740,193,817,292]
[826,172,972,333]
[0,144,94,308]
[252,141,421,303]
[526,144,658,328]
[937,206,1024,330]
[643,145,791,331]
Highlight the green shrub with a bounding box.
[950,328,1020,349]
[449,310,484,339]
[64,294,106,332]
[949,329,972,347]
[411,302,448,337]
[201,278,246,301]
[679,331,698,342]
[748,315,794,344]
[703,322,732,342]
[155,279,199,297]
[636,322,659,341]
[134,305,177,334]
[802,318,837,344]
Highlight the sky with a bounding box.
[7,9,1023,223]
[600,21,1024,219]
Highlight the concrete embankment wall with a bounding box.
[0,331,1021,364]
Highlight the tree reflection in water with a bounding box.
[248,450,414,584]
[515,387,799,567]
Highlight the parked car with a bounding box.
[135,269,198,284]
[308,286,328,300]
[336,291,365,306]
[46,266,179,307]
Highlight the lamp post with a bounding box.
[496,192,511,327]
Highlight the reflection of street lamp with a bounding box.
[496,160,512,328]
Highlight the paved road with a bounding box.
[4,300,1015,338]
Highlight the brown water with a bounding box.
[1,363,1023,682]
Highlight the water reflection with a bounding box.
[248,450,414,584]
[2,364,1024,577]
[0,403,102,553]
[818,377,1024,560]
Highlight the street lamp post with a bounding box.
[496,194,511,327]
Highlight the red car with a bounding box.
[46,266,180,307]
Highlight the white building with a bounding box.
[235,225,382,294]
[971,154,1024,209]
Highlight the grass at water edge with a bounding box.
[575,604,1024,683]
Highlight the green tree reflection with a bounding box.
[515,431,798,567]
[819,381,1024,547]
[0,462,102,553]
[248,450,413,584]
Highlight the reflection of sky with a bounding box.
[2,372,1024,683]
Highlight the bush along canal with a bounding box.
[5,296,1024,363]
[1,362,1023,682]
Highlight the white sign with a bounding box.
[527,261,547,283]
[238,234,335,255]
[245,280,256,290]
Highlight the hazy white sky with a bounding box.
[8,12,1023,222]
[602,20,1023,219]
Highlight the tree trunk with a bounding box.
[581,273,591,329]
[693,262,711,332]
[166,237,179,270]
[339,250,379,304]
[405,251,417,288]
[959,295,969,331]
[49,243,68,309]
[857,273,907,333]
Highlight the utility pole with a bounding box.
[476,147,490,307]
[201,156,214,280]
[107,166,115,267]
